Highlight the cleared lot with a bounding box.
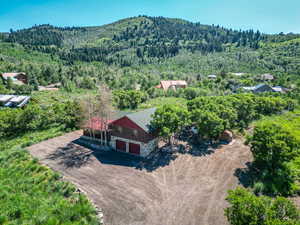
[27,131,252,225]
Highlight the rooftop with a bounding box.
[126,108,156,132]
[1,72,26,79]
[158,80,187,90]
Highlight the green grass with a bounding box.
[0,127,100,225]
[30,89,97,106]
[138,97,187,110]
[0,41,60,64]
[253,110,300,141]
[0,126,65,151]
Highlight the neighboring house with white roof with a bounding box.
[0,94,30,108]
[208,74,217,79]
[242,84,274,93]
[261,73,274,81]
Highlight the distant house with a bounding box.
[261,73,274,81]
[272,86,288,93]
[1,72,28,85]
[242,84,274,93]
[38,83,61,91]
[82,108,158,157]
[155,80,187,91]
[231,72,245,76]
[0,95,30,108]
[208,74,217,79]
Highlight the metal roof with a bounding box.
[0,95,14,102]
[159,80,187,90]
[126,108,156,133]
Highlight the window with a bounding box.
[133,129,138,137]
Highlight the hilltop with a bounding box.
[0,16,299,90]
[3,16,266,64]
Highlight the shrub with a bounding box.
[225,188,300,225]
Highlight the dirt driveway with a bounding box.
[27,131,252,225]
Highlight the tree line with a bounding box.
[151,94,296,144]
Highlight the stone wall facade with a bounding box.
[81,134,158,157]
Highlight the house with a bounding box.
[1,72,28,85]
[0,95,30,108]
[261,73,274,81]
[242,84,274,93]
[0,95,14,106]
[272,86,288,93]
[38,83,61,91]
[82,108,159,157]
[208,74,217,79]
[231,72,245,76]
[155,80,187,91]
[109,108,158,157]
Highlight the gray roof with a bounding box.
[242,84,272,92]
[261,73,274,80]
[254,83,267,90]
[126,108,156,132]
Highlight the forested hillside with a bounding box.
[0,16,300,91]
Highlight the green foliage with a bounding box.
[0,82,10,94]
[1,25,300,93]
[0,91,100,224]
[0,99,81,139]
[191,110,225,140]
[247,112,300,195]
[13,84,33,95]
[225,188,300,225]
[138,97,187,110]
[151,104,189,144]
[187,94,292,139]
[7,16,265,66]
[113,90,147,109]
[0,146,99,225]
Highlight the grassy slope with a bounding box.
[0,90,101,224]
[253,109,300,140]
[31,89,97,105]
[0,41,60,64]
[0,127,100,225]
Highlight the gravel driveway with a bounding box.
[27,131,252,225]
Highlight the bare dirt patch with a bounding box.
[27,131,252,225]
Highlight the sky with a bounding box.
[0,0,299,34]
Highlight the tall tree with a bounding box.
[151,104,190,145]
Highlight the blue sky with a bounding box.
[0,0,299,34]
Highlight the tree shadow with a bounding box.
[137,150,178,172]
[45,137,232,172]
[47,143,93,168]
[234,162,255,188]
[138,140,229,172]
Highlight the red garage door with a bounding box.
[129,143,140,155]
[116,140,126,152]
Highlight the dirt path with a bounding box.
[27,131,252,225]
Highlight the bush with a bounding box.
[225,188,300,225]
[247,117,300,195]
[0,147,99,224]
[187,94,295,139]
[113,90,148,109]
[0,100,81,139]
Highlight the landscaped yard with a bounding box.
[27,131,252,225]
